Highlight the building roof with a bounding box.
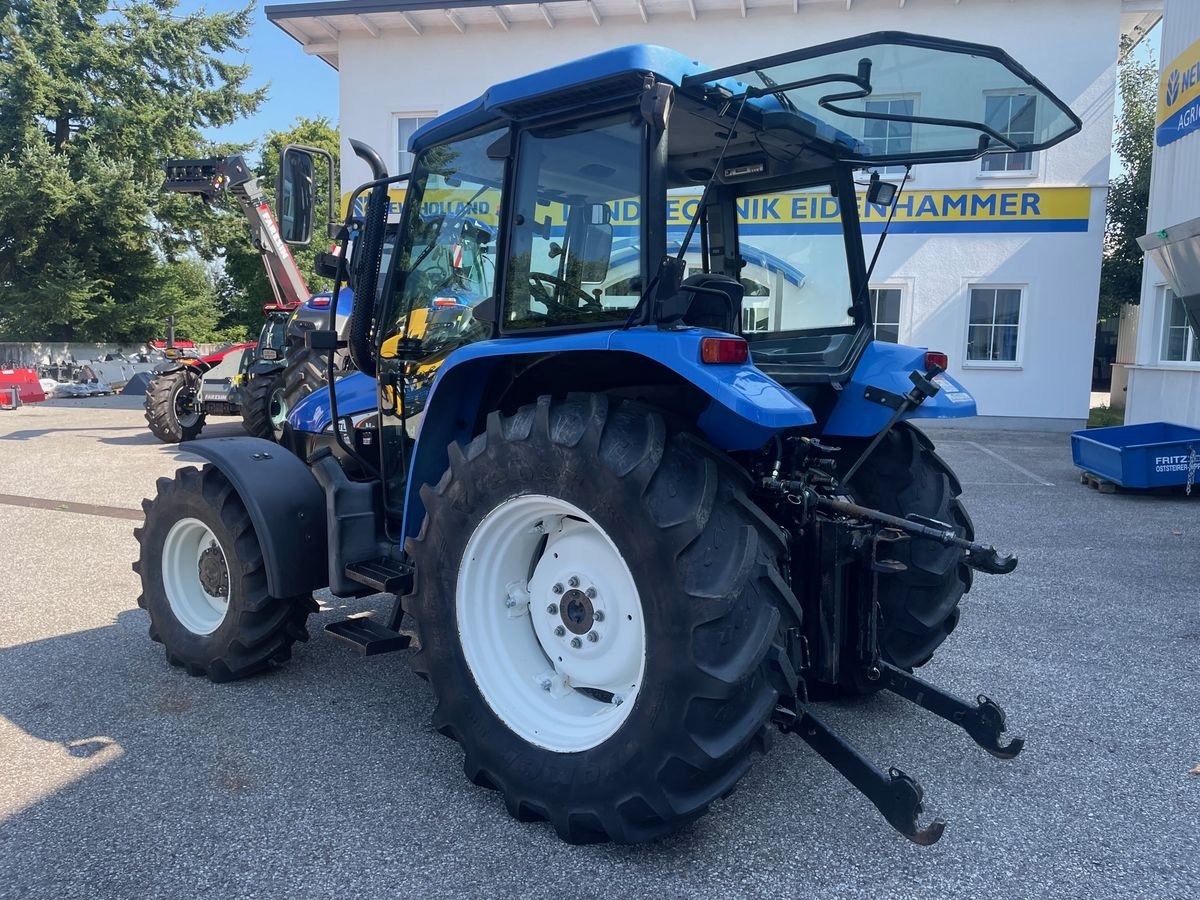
[266,0,1162,70]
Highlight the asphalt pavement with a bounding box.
[0,397,1197,898]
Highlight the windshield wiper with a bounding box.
[755,69,801,116]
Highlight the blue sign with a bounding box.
[1156,95,1200,147]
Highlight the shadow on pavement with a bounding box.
[0,426,145,442]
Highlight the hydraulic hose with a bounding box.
[347,139,389,380]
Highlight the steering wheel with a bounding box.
[528,272,603,312]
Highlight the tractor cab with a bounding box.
[279,32,1078,519]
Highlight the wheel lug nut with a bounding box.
[552,583,564,595]
[546,603,558,615]
[612,696,623,707]
[540,678,552,691]
[593,610,604,622]
[585,586,596,599]
[587,631,599,643]
[568,576,580,588]
[554,625,566,637]
[570,637,582,649]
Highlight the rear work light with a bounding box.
[700,337,749,364]
[925,351,949,372]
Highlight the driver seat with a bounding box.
[677,274,745,334]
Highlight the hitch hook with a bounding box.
[774,704,946,845]
[879,663,1025,760]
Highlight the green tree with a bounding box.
[215,116,341,336]
[0,0,264,342]
[1099,46,1157,319]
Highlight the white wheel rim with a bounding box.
[161,517,230,636]
[457,494,646,753]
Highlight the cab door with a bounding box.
[372,128,507,526]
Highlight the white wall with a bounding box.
[331,0,1123,424]
[1127,0,1200,427]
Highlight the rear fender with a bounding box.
[400,326,815,539]
[180,437,328,597]
[823,341,977,437]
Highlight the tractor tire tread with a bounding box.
[405,393,800,844]
[135,464,314,682]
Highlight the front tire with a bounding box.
[144,370,206,443]
[240,370,287,442]
[280,338,350,417]
[404,394,801,844]
[133,465,317,681]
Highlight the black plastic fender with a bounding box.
[181,436,328,598]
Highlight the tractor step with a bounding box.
[344,557,414,594]
[324,615,411,656]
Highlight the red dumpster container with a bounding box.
[0,368,47,405]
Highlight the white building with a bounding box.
[1124,0,1200,427]
[267,0,1161,429]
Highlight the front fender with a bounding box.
[288,370,377,434]
[823,342,977,437]
[181,437,328,597]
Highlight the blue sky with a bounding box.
[176,1,339,155]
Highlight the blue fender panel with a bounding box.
[823,341,978,437]
[399,326,815,538]
[288,370,377,434]
[181,436,328,597]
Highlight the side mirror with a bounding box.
[277,143,336,246]
[866,171,898,207]
[578,204,614,284]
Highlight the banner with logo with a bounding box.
[1156,36,1200,148]
[344,186,1091,236]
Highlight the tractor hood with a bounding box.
[1139,217,1200,334]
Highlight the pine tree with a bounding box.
[0,0,264,342]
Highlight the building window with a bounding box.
[869,287,902,342]
[980,93,1036,174]
[966,286,1022,364]
[863,96,915,176]
[395,113,436,174]
[1159,286,1200,362]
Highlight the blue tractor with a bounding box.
[134,33,1079,845]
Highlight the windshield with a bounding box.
[380,129,503,355]
[685,32,1080,165]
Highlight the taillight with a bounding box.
[432,297,459,308]
[925,351,948,371]
[700,337,749,364]
[310,296,331,308]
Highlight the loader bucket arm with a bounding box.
[163,156,311,308]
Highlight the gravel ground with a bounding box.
[0,397,1197,899]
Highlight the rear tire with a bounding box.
[133,465,317,682]
[144,370,206,443]
[838,423,974,672]
[240,370,287,442]
[404,394,801,844]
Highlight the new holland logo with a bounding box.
[1166,68,1181,107]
